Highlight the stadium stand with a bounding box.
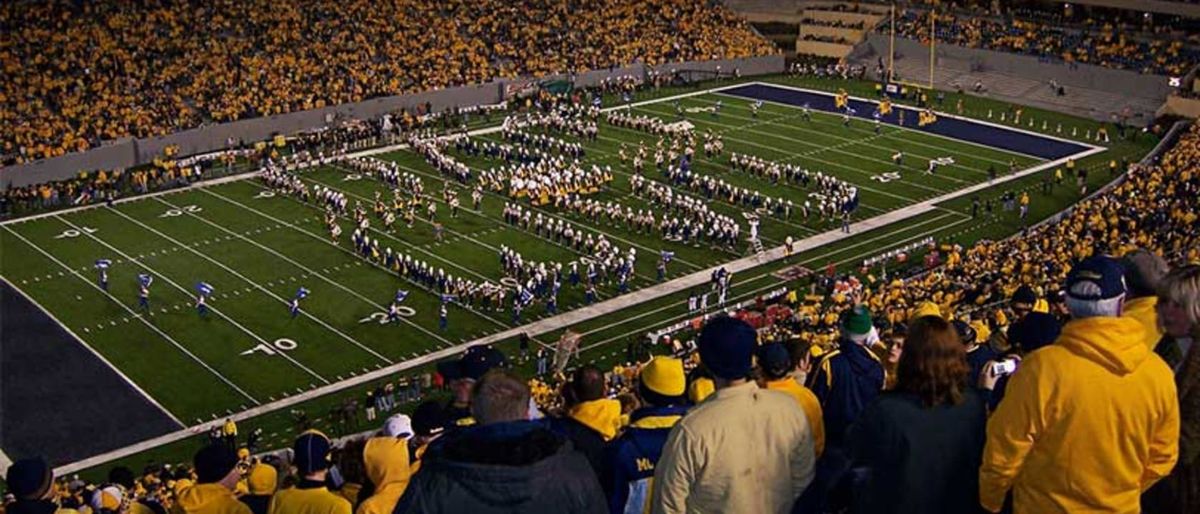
[0,0,774,166]
[5,2,1200,514]
[883,9,1199,76]
[7,118,1197,512]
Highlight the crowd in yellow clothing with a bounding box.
[0,0,773,165]
[888,9,1197,76]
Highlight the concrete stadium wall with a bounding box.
[796,40,855,57]
[0,55,783,188]
[864,34,1173,101]
[800,25,865,42]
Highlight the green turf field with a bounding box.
[0,75,1156,475]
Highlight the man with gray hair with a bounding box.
[979,255,1179,513]
[1123,248,1170,349]
[394,369,606,514]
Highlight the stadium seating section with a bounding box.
[0,0,774,165]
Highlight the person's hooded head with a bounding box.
[1065,256,1127,319]
[756,343,793,381]
[361,437,411,492]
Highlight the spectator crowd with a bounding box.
[5,120,1200,513]
[885,8,1198,76]
[0,0,774,165]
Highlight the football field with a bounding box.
[1,78,1118,470]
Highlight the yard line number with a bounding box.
[160,205,204,217]
[54,226,99,239]
[241,338,299,356]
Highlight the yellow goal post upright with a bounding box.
[886,3,936,93]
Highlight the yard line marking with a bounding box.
[153,194,456,354]
[104,205,393,366]
[58,214,331,385]
[198,187,510,333]
[1,225,260,407]
[635,104,950,196]
[689,101,977,185]
[709,96,995,177]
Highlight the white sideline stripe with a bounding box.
[102,206,391,367]
[52,82,1102,475]
[0,275,187,428]
[0,172,259,226]
[0,225,261,405]
[154,193,451,352]
[55,214,331,385]
[578,210,962,351]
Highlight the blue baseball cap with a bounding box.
[1066,256,1126,301]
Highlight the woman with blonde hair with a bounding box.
[1146,264,1200,513]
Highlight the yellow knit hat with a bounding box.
[640,357,686,397]
[246,464,277,495]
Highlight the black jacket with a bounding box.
[394,420,606,514]
[546,416,607,479]
[847,389,988,514]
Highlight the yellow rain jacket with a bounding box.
[979,316,1179,513]
[1121,296,1163,350]
[356,438,412,514]
[569,398,623,441]
[172,484,252,514]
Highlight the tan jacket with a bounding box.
[651,382,815,514]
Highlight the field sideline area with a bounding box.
[0,75,1149,476]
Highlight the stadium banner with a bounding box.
[503,80,539,100]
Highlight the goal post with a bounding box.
[886,3,935,91]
